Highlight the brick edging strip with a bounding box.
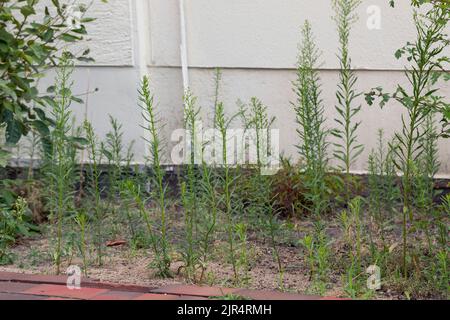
[0,272,347,300]
[0,272,153,293]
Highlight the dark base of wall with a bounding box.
[2,164,449,201]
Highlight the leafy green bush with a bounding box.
[0,196,37,265]
[0,0,104,151]
[389,0,449,9]
[387,0,450,138]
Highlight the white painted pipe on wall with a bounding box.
[179,0,189,93]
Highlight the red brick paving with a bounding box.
[0,271,151,292]
[0,292,46,300]
[0,281,38,293]
[0,271,342,300]
[90,290,143,300]
[24,284,109,300]
[150,284,240,297]
[0,272,69,285]
[233,289,322,300]
[135,293,209,300]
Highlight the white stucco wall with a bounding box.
[34,0,142,163]
[30,0,450,176]
[148,0,440,70]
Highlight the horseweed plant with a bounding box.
[102,115,134,235]
[215,101,243,283]
[340,197,365,297]
[315,237,331,294]
[195,71,225,281]
[197,135,219,283]
[104,116,124,205]
[243,97,284,289]
[367,129,399,249]
[69,122,84,194]
[366,6,449,278]
[139,76,172,277]
[414,112,440,212]
[245,97,275,173]
[180,90,201,281]
[119,179,139,246]
[235,222,251,286]
[74,210,88,276]
[300,222,331,295]
[45,53,77,274]
[332,0,363,202]
[292,21,329,216]
[413,112,440,255]
[196,168,218,283]
[180,181,197,281]
[349,197,363,268]
[25,130,41,180]
[266,211,284,290]
[435,195,449,292]
[238,97,275,225]
[181,89,220,282]
[213,68,223,130]
[300,235,315,280]
[122,179,155,250]
[84,120,104,266]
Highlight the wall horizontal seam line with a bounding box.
[72,64,135,68]
[146,65,450,72]
[66,65,450,72]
